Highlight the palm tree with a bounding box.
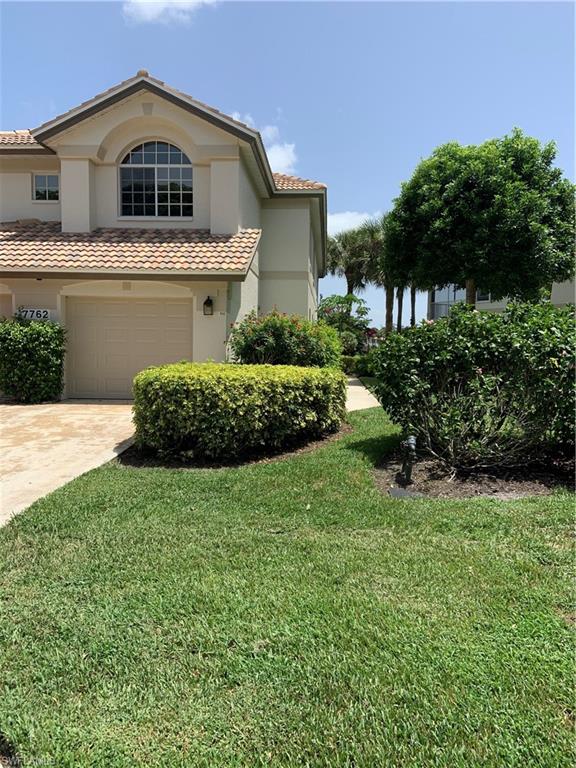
[358,215,395,334]
[396,285,404,331]
[326,229,370,297]
[410,283,417,326]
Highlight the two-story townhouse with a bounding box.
[0,71,327,398]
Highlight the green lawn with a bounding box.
[0,408,574,767]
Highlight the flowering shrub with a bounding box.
[229,310,341,367]
[371,303,575,468]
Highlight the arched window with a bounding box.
[119,141,192,217]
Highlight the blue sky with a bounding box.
[1,1,573,326]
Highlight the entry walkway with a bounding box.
[346,377,380,412]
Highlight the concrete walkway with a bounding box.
[346,377,380,412]
[0,400,134,526]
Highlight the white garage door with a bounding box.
[67,297,193,398]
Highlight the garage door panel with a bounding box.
[163,328,191,345]
[165,302,192,319]
[133,327,163,344]
[67,296,192,399]
[104,328,131,343]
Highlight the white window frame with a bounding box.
[117,141,194,221]
[32,172,60,204]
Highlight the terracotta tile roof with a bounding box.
[0,130,44,148]
[272,173,326,191]
[0,222,261,275]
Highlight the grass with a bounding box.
[0,408,574,767]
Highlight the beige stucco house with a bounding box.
[0,72,327,398]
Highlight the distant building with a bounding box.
[427,280,574,319]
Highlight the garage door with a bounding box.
[67,297,193,398]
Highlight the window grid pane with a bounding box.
[120,145,193,217]
[34,174,59,201]
[121,141,191,166]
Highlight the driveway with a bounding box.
[0,401,134,525]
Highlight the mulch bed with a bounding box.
[117,423,353,471]
[373,452,575,500]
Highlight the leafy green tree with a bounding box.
[318,294,370,352]
[387,129,575,306]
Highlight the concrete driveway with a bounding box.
[0,401,134,525]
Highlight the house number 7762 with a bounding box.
[17,308,51,320]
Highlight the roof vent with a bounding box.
[136,69,149,77]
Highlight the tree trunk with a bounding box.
[410,284,417,326]
[396,286,404,332]
[465,278,476,306]
[346,276,355,298]
[385,281,394,334]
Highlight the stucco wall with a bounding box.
[258,200,316,317]
[0,158,61,222]
[0,284,12,318]
[224,159,262,333]
[238,161,261,230]
[210,159,240,234]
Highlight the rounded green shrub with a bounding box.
[229,310,341,367]
[133,362,347,460]
[338,330,359,356]
[340,355,359,375]
[340,352,376,377]
[371,303,575,468]
[0,319,66,403]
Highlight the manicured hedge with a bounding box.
[229,310,342,367]
[0,319,66,403]
[133,362,347,460]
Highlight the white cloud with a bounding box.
[260,125,279,144]
[123,0,216,24]
[327,211,381,236]
[266,142,297,174]
[230,111,256,129]
[230,112,297,174]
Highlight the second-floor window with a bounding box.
[119,141,193,217]
[33,174,59,201]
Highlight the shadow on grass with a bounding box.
[344,433,401,467]
[115,424,353,471]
